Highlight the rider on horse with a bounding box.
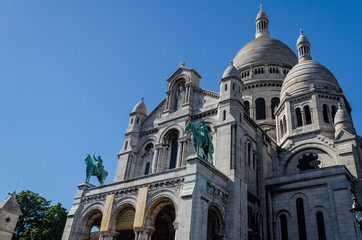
[196,121,210,146]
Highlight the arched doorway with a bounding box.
[80,209,103,240]
[151,204,175,240]
[207,206,224,240]
[114,205,136,240]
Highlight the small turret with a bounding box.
[334,103,355,138]
[297,29,312,62]
[219,61,243,122]
[128,97,147,131]
[219,61,242,103]
[255,4,270,39]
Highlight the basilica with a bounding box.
[62,6,362,240]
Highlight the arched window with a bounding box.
[316,211,326,240]
[255,98,266,120]
[280,214,288,240]
[169,137,178,169]
[244,101,250,116]
[331,105,337,123]
[280,119,284,137]
[296,198,307,240]
[304,105,312,125]
[323,104,330,123]
[143,144,154,174]
[144,162,150,175]
[295,108,303,127]
[271,97,280,119]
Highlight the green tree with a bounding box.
[12,190,68,240]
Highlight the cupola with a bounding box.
[132,97,147,116]
[297,29,311,62]
[255,4,269,39]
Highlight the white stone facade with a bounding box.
[62,6,362,240]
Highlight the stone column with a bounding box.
[152,145,162,173]
[301,110,306,125]
[177,137,187,168]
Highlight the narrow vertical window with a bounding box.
[233,83,235,90]
[239,113,242,123]
[331,105,337,123]
[124,141,128,150]
[280,120,284,137]
[169,137,178,169]
[280,214,288,240]
[225,83,227,92]
[304,105,312,125]
[136,117,139,124]
[144,162,150,175]
[244,101,250,116]
[223,110,226,121]
[296,108,303,127]
[323,104,330,123]
[130,118,134,125]
[255,98,266,120]
[271,97,280,119]
[316,211,326,240]
[296,198,307,240]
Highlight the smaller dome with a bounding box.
[334,104,351,125]
[132,97,147,115]
[297,30,310,47]
[281,60,342,100]
[222,61,240,79]
[256,7,268,21]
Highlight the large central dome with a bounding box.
[233,37,298,71]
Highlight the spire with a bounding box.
[296,29,312,62]
[255,4,269,39]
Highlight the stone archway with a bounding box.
[79,208,103,240]
[151,204,175,240]
[144,197,176,240]
[207,205,225,240]
[110,203,136,240]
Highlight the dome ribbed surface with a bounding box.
[281,60,341,99]
[132,99,147,115]
[222,63,240,79]
[233,37,298,71]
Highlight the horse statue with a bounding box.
[85,154,108,185]
[185,121,214,165]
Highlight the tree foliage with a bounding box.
[12,190,68,240]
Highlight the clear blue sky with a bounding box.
[1,0,361,210]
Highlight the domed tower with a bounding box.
[127,97,147,133]
[275,31,362,177]
[233,5,298,139]
[115,97,147,180]
[218,61,243,122]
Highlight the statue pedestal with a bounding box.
[77,182,95,190]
